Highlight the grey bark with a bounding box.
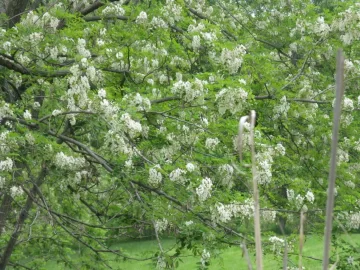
[0,0,30,28]
[0,164,47,270]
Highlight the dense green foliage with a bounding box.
[1,0,360,269]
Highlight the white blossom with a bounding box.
[0,158,13,171]
[205,138,219,150]
[25,133,35,145]
[305,190,315,204]
[192,35,201,51]
[344,180,356,189]
[218,164,234,188]
[186,163,195,172]
[102,3,125,16]
[343,97,354,111]
[136,11,147,24]
[23,110,32,120]
[200,249,210,268]
[154,218,168,234]
[10,186,24,198]
[275,143,286,156]
[98,88,106,99]
[169,168,187,184]
[149,165,162,186]
[196,177,212,202]
[269,236,285,254]
[54,152,86,171]
[185,220,193,226]
[216,87,248,115]
[120,113,142,138]
[273,96,290,119]
[262,210,277,222]
[52,109,62,116]
[220,45,246,74]
[287,189,295,201]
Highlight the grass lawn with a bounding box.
[106,235,332,269]
[42,234,359,269]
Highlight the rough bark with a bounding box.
[0,193,12,237]
[3,0,30,27]
[0,164,47,270]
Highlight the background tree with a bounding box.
[0,0,360,269]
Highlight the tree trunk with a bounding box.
[0,0,30,28]
[0,193,12,237]
[0,164,47,270]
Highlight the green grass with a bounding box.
[107,235,324,269]
[41,234,360,269]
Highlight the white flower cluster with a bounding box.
[200,249,210,268]
[313,16,330,37]
[344,180,356,189]
[261,210,277,223]
[102,3,125,16]
[273,96,290,119]
[103,131,133,156]
[337,148,349,164]
[25,133,35,145]
[53,152,86,171]
[10,186,24,198]
[0,131,10,154]
[77,39,91,58]
[67,64,91,110]
[343,97,354,111]
[287,189,314,210]
[256,148,274,185]
[74,170,90,184]
[186,163,196,172]
[205,137,219,150]
[136,11,147,24]
[169,168,187,185]
[218,164,234,188]
[0,158,13,171]
[148,165,162,186]
[150,17,168,29]
[192,35,201,51]
[334,5,360,45]
[185,220,193,226]
[171,78,207,103]
[123,93,151,112]
[215,87,248,115]
[52,109,62,116]
[3,41,11,53]
[344,212,360,230]
[220,45,246,74]
[305,190,315,204]
[23,110,32,120]
[211,202,238,223]
[196,177,213,202]
[211,199,255,223]
[269,236,285,254]
[0,103,13,122]
[154,218,168,234]
[120,113,143,138]
[70,0,97,9]
[21,11,59,31]
[99,99,119,119]
[162,0,182,24]
[275,143,286,156]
